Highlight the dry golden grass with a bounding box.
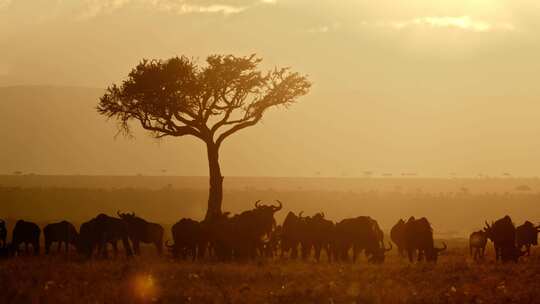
[2,241,540,304]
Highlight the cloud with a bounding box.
[80,0,132,19]
[150,2,247,15]
[363,16,515,32]
[78,0,252,19]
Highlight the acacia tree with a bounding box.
[97,54,311,220]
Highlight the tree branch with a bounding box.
[98,54,310,148]
[215,114,262,147]
[138,118,203,139]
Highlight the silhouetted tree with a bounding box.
[97,54,311,220]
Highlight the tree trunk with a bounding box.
[205,142,223,221]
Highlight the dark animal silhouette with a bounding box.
[484,216,525,262]
[209,200,282,261]
[280,211,305,259]
[263,224,282,258]
[44,221,78,254]
[469,230,487,261]
[402,217,446,263]
[0,243,11,259]
[300,212,335,262]
[12,220,41,256]
[77,214,133,258]
[0,219,6,248]
[205,212,235,260]
[390,219,407,258]
[515,221,540,256]
[167,218,207,260]
[334,216,391,264]
[500,245,527,262]
[117,211,164,255]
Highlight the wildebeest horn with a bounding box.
[385,242,393,252]
[436,242,447,252]
[117,210,123,217]
[321,212,325,218]
[485,221,491,230]
[273,200,282,211]
[299,211,304,218]
[255,200,261,208]
[165,240,174,248]
[130,212,135,217]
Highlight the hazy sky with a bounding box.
[1,0,540,177]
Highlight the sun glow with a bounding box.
[132,274,158,301]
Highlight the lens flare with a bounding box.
[132,274,157,301]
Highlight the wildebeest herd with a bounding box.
[0,202,538,264]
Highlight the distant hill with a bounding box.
[2,85,540,177]
[0,86,216,176]
[0,85,360,177]
[0,85,331,177]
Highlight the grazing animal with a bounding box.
[77,214,133,258]
[334,216,392,264]
[403,217,446,263]
[208,200,282,261]
[280,211,305,259]
[117,211,164,255]
[0,243,12,259]
[484,216,525,262]
[44,221,78,254]
[167,218,207,260]
[390,219,407,258]
[300,213,335,262]
[263,224,282,258]
[515,221,539,256]
[12,220,41,256]
[0,219,7,248]
[469,230,487,261]
[205,212,235,260]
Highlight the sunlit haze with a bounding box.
[3,2,540,302]
[1,0,540,177]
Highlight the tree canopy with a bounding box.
[97,54,311,219]
[98,54,311,146]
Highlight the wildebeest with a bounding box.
[117,211,164,255]
[515,221,539,256]
[209,200,282,261]
[0,219,6,248]
[334,216,391,264]
[77,214,133,258]
[206,212,235,260]
[402,217,446,263]
[484,216,525,262]
[12,220,41,256]
[390,219,407,258]
[280,211,305,259]
[167,218,207,260]
[469,230,487,261]
[260,224,281,258]
[44,221,78,254]
[300,212,335,262]
[0,243,11,259]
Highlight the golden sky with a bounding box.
[1,0,540,177]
